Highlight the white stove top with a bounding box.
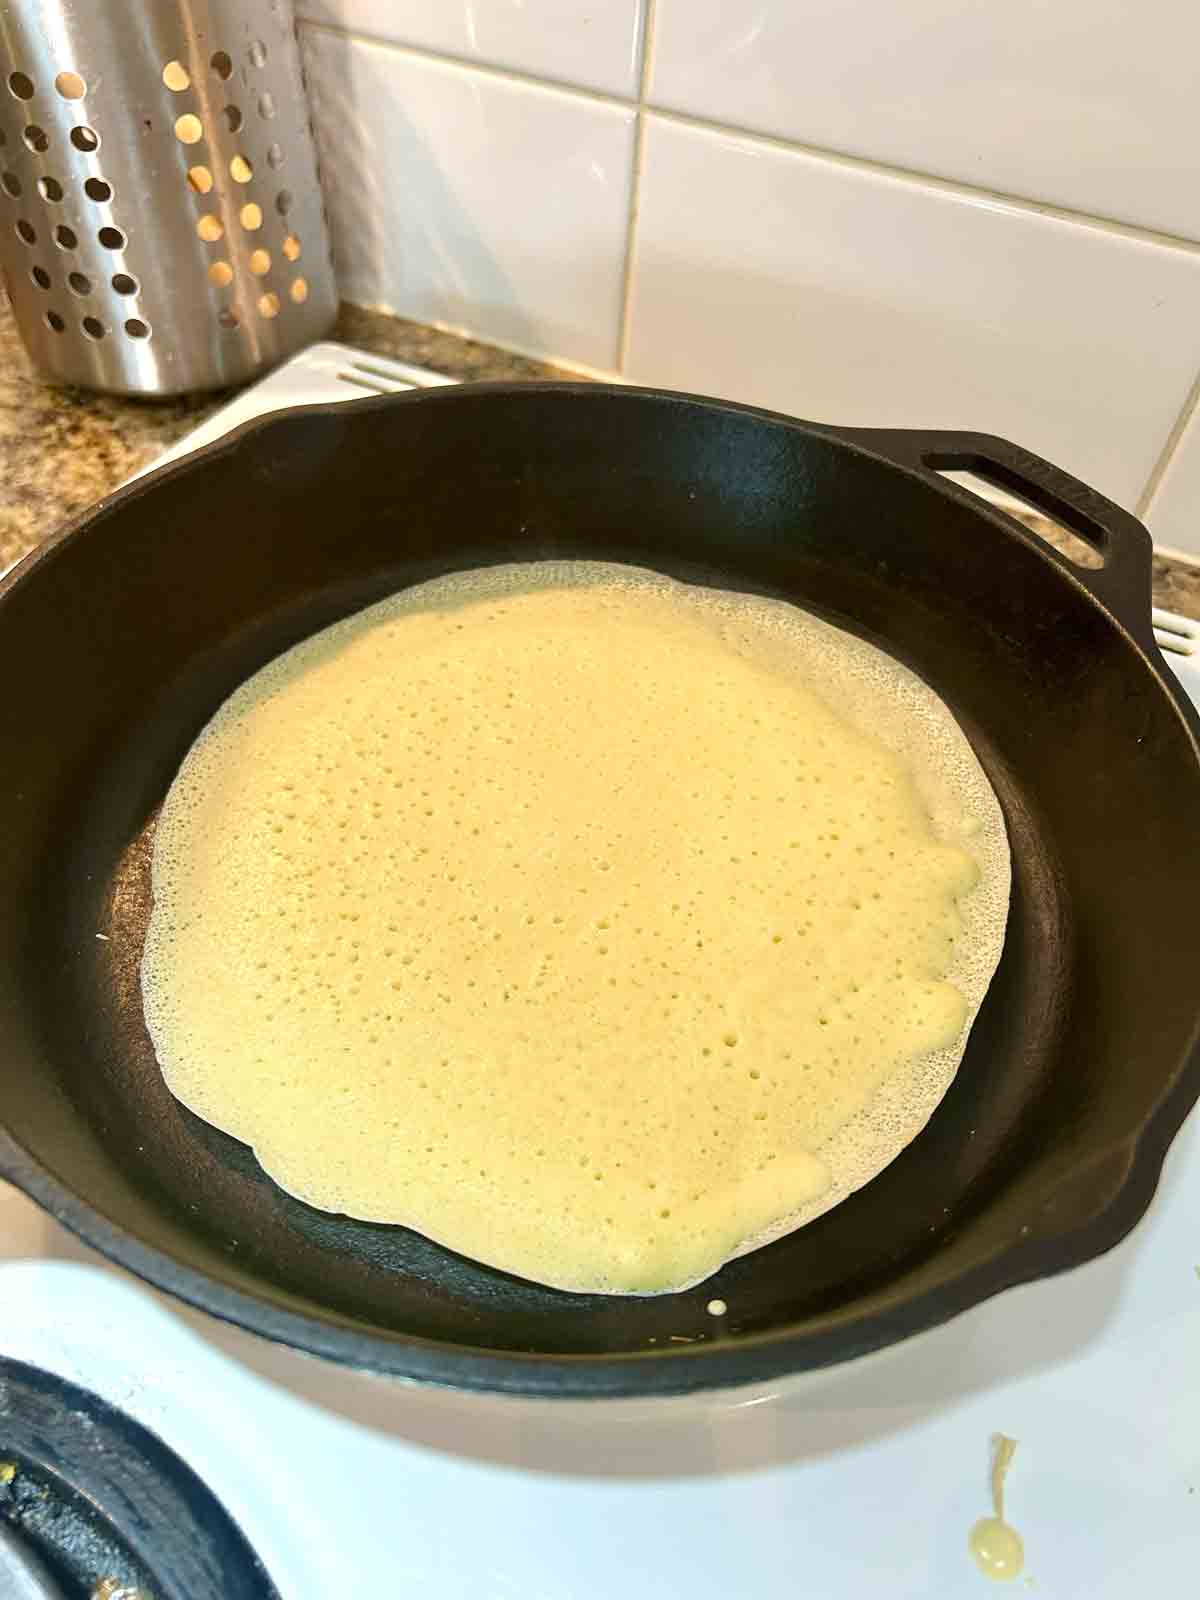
[3,345,1199,1599]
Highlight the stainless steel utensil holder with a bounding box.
[0,0,337,395]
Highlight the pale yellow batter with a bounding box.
[141,563,1009,1293]
[969,1433,1025,1580]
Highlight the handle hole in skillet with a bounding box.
[930,467,1105,570]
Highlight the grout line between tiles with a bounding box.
[300,19,1200,259]
[1136,363,1200,519]
[298,17,635,112]
[615,0,658,373]
[649,108,1200,256]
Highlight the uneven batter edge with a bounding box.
[141,562,1010,1294]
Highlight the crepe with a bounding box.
[141,562,1009,1293]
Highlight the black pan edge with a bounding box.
[1,1093,1193,1399]
[11,382,1194,754]
[6,382,1196,747]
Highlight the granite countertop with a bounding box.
[2,300,1197,617]
[0,302,568,574]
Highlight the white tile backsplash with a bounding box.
[1145,399,1200,558]
[650,0,1200,243]
[302,29,635,369]
[298,0,645,98]
[624,117,1200,510]
[299,1,1200,531]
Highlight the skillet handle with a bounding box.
[833,427,1155,636]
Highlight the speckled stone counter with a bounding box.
[2,300,1198,618]
[0,302,566,574]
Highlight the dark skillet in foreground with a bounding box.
[1,384,1198,1397]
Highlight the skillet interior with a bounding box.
[1,385,1198,1396]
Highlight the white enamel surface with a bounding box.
[124,342,454,485]
[302,30,635,368]
[298,0,646,97]
[625,117,1200,509]
[649,0,1200,242]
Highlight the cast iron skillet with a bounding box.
[1,384,1199,1398]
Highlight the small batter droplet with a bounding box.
[968,1433,1025,1582]
[968,1516,1024,1581]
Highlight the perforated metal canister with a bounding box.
[0,0,336,395]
